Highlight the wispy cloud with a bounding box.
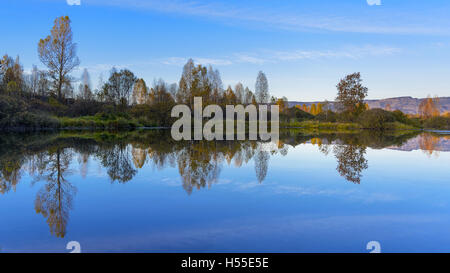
[84,0,448,35]
[367,0,381,6]
[162,45,401,66]
[162,57,232,66]
[67,0,81,6]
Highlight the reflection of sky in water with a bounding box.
[1,133,450,253]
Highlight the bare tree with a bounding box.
[235,82,244,104]
[255,71,269,104]
[78,68,93,100]
[132,78,148,105]
[102,68,137,108]
[38,16,80,100]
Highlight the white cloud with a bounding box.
[271,45,400,61]
[67,0,81,6]
[367,0,381,6]
[162,57,233,66]
[85,0,448,35]
[162,45,401,67]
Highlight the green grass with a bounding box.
[384,121,418,131]
[282,120,362,130]
[58,115,140,130]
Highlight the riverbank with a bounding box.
[1,113,449,132]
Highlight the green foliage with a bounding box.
[315,110,337,122]
[281,107,314,122]
[336,72,368,113]
[336,110,361,123]
[423,116,450,130]
[357,108,396,130]
[65,100,103,117]
[284,120,362,131]
[0,94,60,130]
[59,115,139,130]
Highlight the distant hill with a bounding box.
[288,96,450,114]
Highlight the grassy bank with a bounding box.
[280,120,418,131]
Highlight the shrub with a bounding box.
[423,116,450,130]
[283,107,314,122]
[357,108,396,130]
[65,100,103,117]
[315,110,337,122]
[336,110,361,123]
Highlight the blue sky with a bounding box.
[1,0,450,101]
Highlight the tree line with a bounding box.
[1,16,449,130]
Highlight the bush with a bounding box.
[0,95,61,130]
[423,116,450,130]
[0,94,28,120]
[357,108,396,130]
[48,97,68,116]
[390,110,421,128]
[315,110,337,122]
[65,100,103,117]
[336,110,361,123]
[282,107,314,122]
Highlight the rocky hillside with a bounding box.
[289,96,450,114]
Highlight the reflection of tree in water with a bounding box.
[132,147,147,169]
[97,144,137,183]
[419,133,441,158]
[333,144,368,184]
[0,159,22,194]
[1,130,439,238]
[254,149,270,183]
[33,148,76,238]
[177,142,222,195]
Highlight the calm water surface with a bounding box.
[0,130,449,253]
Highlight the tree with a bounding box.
[37,71,50,97]
[235,82,244,104]
[132,78,148,105]
[178,59,195,105]
[0,55,23,93]
[419,95,440,118]
[38,16,80,101]
[177,59,215,107]
[336,72,368,113]
[102,68,137,108]
[148,79,176,125]
[317,102,323,114]
[149,79,173,105]
[310,104,317,115]
[207,65,223,104]
[78,68,93,100]
[224,85,237,105]
[276,97,289,113]
[244,87,253,105]
[302,104,308,112]
[255,71,269,104]
[29,65,40,96]
[168,83,178,102]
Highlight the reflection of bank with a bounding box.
[387,132,450,157]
